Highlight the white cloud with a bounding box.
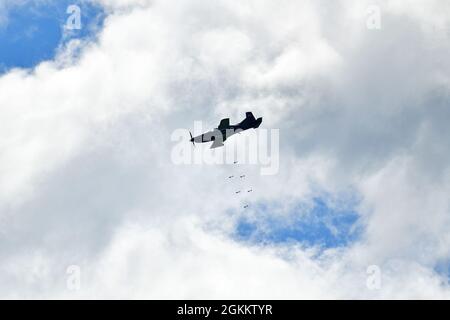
[0,0,450,298]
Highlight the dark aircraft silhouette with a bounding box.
[190,112,262,148]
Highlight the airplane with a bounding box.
[189,112,263,148]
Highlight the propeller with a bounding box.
[189,131,195,147]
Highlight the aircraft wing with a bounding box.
[210,131,228,148]
[210,140,224,149]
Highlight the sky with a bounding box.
[0,0,450,299]
[0,0,104,73]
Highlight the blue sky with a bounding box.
[234,196,363,250]
[0,0,104,73]
[434,261,450,283]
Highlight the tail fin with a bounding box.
[246,112,256,121]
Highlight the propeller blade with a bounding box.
[189,131,195,147]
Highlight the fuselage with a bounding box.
[190,113,262,146]
[191,127,238,144]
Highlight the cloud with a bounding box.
[0,0,449,298]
